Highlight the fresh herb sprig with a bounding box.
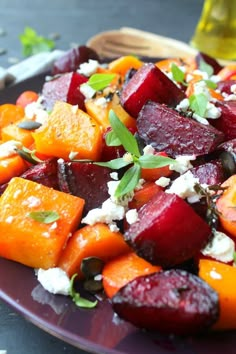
[171,63,187,86]
[19,26,55,57]
[28,210,60,224]
[87,73,116,91]
[95,110,175,198]
[69,274,97,308]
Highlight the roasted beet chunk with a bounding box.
[124,190,211,267]
[57,160,110,215]
[212,101,236,140]
[42,72,87,111]
[137,101,224,157]
[195,52,223,74]
[52,45,100,75]
[112,269,219,336]
[190,160,225,185]
[120,63,185,118]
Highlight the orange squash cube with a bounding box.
[0,177,85,269]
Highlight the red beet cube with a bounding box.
[212,101,236,140]
[42,72,88,111]
[125,190,211,267]
[137,101,224,157]
[120,63,185,118]
[190,160,225,185]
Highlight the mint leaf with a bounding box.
[199,58,214,77]
[138,154,175,168]
[88,73,116,91]
[109,110,140,157]
[171,63,186,85]
[204,79,217,90]
[115,163,141,198]
[28,211,59,224]
[95,157,131,169]
[105,130,121,146]
[69,274,97,309]
[189,93,208,117]
[19,26,55,57]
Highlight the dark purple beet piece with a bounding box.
[217,80,236,95]
[120,63,185,118]
[57,160,110,215]
[195,52,223,74]
[112,269,219,335]
[190,160,225,185]
[137,101,224,157]
[42,72,87,111]
[21,158,59,189]
[124,190,211,268]
[211,101,236,140]
[52,45,100,75]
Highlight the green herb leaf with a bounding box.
[109,110,141,157]
[171,63,186,85]
[233,252,236,264]
[204,79,217,90]
[199,58,214,77]
[115,163,141,198]
[95,157,131,169]
[105,130,121,146]
[28,211,60,224]
[189,93,208,117]
[19,26,55,57]
[87,73,116,91]
[138,154,176,168]
[69,274,97,309]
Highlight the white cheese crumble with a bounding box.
[94,96,107,107]
[169,155,195,174]
[123,152,133,163]
[155,176,171,187]
[24,98,48,124]
[37,267,70,295]
[201,230,235,263]
[110,172,119,180]
[0,140,23,159]
[126,209,139,225]
[71,105,78,114]
[22,196,41,208]
[209,269,222,280]
[78,59,99,77]
[80,83,96,99]
[192,113,209,125]
[143,144,155,155]
[166,170,202,203]
[176,98,190,112]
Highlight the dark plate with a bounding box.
[0,73,236,354]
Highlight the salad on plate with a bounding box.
[0,45,236,336]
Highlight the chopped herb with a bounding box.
[19,26,55,57]
[204,79,217,90]
[138,154,176,169]
[28,210,60,224]
[69,274,97,308]
[87,73,116,91]
[115,163,141,197]
[199,58,214,77]
[189,93,208,117]
[171,63,187,86]
[105,130,122,146]
[95,157,131,170]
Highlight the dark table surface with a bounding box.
[0,1,204,353]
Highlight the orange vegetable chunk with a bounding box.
[108,55,143,77]
[216,174,236,238]
[102,251,161,298]
[16,90,39,108]
[199,258,236,330]
[0,177,84,269]
[33,101,102,161]
[0,104,25,138]
[0,155,27,184]
[1,118,34,147]
[58,223,131,277]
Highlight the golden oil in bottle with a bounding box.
[190,0,236,60]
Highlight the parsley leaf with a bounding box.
[69,274,97,309]
[139,154,175,168]
[109,110,141,157]
[19,26,55,57]
[171,63,186,85]
[115,163,141,198]
[204,79,217,90]
[189,93,208,117]
[95,157,131,169]
[87,73,116,91]
[28,211,60,224]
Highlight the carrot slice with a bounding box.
[58,223,131,277]
[199,258,236,330]
[16,91,39,108]
[0,177,85,269]
[102,251,161,298]
[33,101,102,161]
[128,181,162,209]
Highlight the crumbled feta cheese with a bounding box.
[68,151,78,160]
[155,176,171,187]
[193,69,209,80]
[71,105,78,114]
[0,140,22,159]
[24,98,48,124]
[169,155,195,174]
[231,84,236,94]
[126,209,139,225]
[205,102,221,119]
[95,97,107,107]
[143,144,155,155]
[224,94,236,101]
[166,170,201,203]
[134,179,145,191]
[210,75,221,83]
[82,198,125,227]
[192,113,209,125]
[107,180,134,206]
[110,172,119,180]
[201,230,235,263]
[37,267,71,295]
[22,196,41,208]
[176,98,190,112]
[78,59,99,77]
[193,80,211,99]
[210,270,222,280]
[109,222,120,232]
[123,152,133,163]
[80,83,96,99]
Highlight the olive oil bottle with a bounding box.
[190,0,236,60]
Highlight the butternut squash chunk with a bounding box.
[33,101,102,161]
[0,177,85,269]
[1,118,34,147]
